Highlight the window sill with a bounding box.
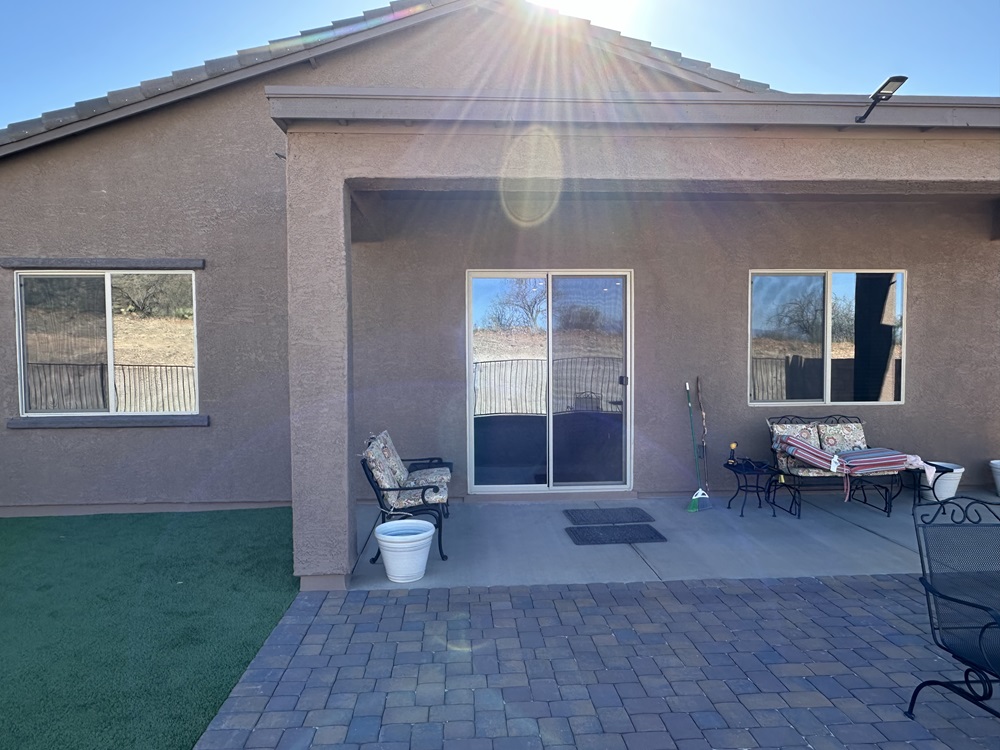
[7,415,210,429]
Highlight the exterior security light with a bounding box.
[855,75,908,123]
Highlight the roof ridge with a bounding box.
[1,0,773,150]
[499,0,773,94]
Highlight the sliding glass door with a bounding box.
[469,272,630,491]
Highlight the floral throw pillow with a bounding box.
[770,422,821,447]
[818,423,867,454]
[770,422,820,473]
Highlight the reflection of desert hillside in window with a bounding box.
[752,337,901,361]
[472,327,622,362]
[26,310,194,365]
[112,314,195,366]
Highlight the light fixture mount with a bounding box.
[855,75,908,123]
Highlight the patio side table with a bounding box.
[724,459,777,517]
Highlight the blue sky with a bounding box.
[2,0,998,128]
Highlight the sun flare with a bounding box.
[528,0,642,30]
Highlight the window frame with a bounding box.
[14,268,201,421]
[747,269,906,406]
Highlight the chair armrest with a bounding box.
[921,576,1000,623]
[921,575,1000,672]
[405,457,454,471]
[378,483,442,501]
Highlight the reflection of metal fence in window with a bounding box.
[114,365,197,413]
[473,359,546,416]
[25,363,196,413]
[553,357,623,414]
[25,363,109,411]
[473,357,624,416]
[750,356,902,401]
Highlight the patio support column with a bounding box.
[286,150,355,590]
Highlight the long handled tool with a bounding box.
[697,376,710,493]
[686,381,711,511]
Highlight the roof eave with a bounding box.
[266,88,1000,131]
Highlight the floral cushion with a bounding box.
[770,422,821,446]
[818,423,867,455]
[770,422,821,474]
[404,466,451,486]
[375,431,409,484]
[364,443,399,489]
[389,483,448,509]
[786,465,840,477]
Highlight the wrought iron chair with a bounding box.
[905,495,1000,719]
[361,437,449,563]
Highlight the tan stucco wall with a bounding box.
[349,193,1000,501]
[0,77,292,509]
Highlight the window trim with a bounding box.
[747,269,906,407]
[14,268,201,419]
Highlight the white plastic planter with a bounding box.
[375,519,435,583]
[920,462,965,501]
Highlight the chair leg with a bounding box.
[905,668,1000,720]
[370,510,388,565]
[434,507,448,561]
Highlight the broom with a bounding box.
[686,381,711,511]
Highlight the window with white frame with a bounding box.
[17,271,197,415]
[749,271,904,404]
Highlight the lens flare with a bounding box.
[498,125,563,228]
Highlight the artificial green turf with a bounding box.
[0,507,298,750]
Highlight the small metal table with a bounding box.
[907,461,957,502]
[724,459,777,517]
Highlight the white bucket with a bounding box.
[920,462,965,501]
[374,519,435,583]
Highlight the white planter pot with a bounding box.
[990,460,1000,497]
[375,519,435,583]
[920,462,965,501]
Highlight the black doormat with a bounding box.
[565,524,666,545]
[563,507,654,526]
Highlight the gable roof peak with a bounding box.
[1,0,773,156]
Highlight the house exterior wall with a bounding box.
[0,5,717,517]
[0,77,293,511]
[349,193,1000,501]
[2,3,997,589]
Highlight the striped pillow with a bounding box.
[775,434,840,473]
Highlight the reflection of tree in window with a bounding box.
[481,279,546,331]
[749,272,903,403]
[768,291,823,344]
[555,304,603,332]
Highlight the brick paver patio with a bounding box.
[197,575,1000,749]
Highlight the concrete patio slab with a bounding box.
[350,491,924,591]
